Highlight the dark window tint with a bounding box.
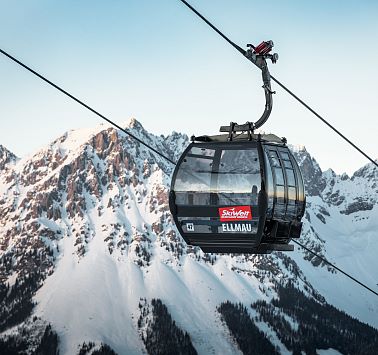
[265,145,305,221]
[292,157,305,203]
[274,204,286,218]
[286,205,296,218]
[264,150,274,218]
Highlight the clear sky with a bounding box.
[0,0,377,174]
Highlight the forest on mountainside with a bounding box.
[253,283,378,354]
[138,298,197,355]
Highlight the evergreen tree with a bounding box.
[141,298,197,355]
[218,301,279,355]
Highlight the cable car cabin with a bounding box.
[169,126,305,254]
[169,43,305,254]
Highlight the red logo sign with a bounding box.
[218,206,252,222]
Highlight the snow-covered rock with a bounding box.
[0,118,377,354]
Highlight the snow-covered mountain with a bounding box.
[0,118,377,354]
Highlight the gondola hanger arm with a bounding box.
[178,0,378,169]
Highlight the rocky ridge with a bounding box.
[0,118,377,354]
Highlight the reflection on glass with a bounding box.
[286,205,296,218]
[216,149,261,205]
[174,147,261,206]
[269,150,280,167]
[276,185,285,203]
[279,152,290,161]
[264,150,274,218]
[174,156,213,205]
[175,156,212,192]
[175,192,210,205]
[288,187,296,203]
[217,150,260,192]
[292,158,305,202]
[274,168,285,185]
[274,204,286,219]
[286,169,296,186]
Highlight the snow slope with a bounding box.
[0,118,377,354]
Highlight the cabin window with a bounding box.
[215,149,260,205]
[174,156,213,205]
[174,146,261,206]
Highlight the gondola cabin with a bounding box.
[169,41,306,253]
[169,123,305,253]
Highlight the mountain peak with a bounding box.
[290,144,307,153]
[125,117,145,131]
[0,144,17,170]
[1,120,378,353]
[352,159,378,180]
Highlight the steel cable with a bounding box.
[1,30,377,298]
[178,0,378,169]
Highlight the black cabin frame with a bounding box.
[169,123,305,254]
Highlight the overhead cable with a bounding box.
[293,240,378,297]
[178,0,378,169]
[0,48,176,166]
[1,38,377,299]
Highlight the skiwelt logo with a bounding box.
[218,206,252,222]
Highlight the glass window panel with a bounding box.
[216,149,261,193]
[217,192,257,206]
[288,187,296,204]
[283,160,293,168]
[269,150,281,167]
[286,205,296,218]
[174,156,212,193]
[175,191,211,206]
[175,192,189,205]
[286,169,296,186]
[276,185,285,203]
[264,151,274,218]
[274,167,285,185]
[215,149,261,206]
[279,151,290,161]
[175,148,264,207]
[218,149,260,174]
[293,160,305,203]
[189,147,215,157]
[269,150,278,157]
[274,204,286,219]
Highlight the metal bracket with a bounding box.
[245,41,278,130]
[220,121,256,141]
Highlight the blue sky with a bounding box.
[0,0,377,174]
